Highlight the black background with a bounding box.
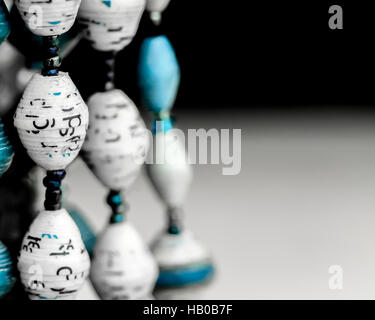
[65,0,375,110]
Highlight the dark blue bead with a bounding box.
[46,69,58,76]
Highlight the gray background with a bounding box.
[64,110,375,300]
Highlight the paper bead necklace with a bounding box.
[79,0,157,300]
[138,2,215,288]
[13,0,90,300]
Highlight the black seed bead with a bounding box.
[44,202,62,211]
[45,189,62,200]
[43,178,60,189]
[43,170,66,211]
[167,207,184,234]
[47,170,66,180]
[47,46,59,56]
[42,36,61,77]
[43,56,62,68]
[43,69,58,77]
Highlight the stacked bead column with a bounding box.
[13,0,90,300]
[0,0,15,299]
[78,0,157,300]
[0,0,11,178]
[138,0,215,288]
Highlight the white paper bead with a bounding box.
[91,221,158,300]
[147,130,192,208]
[14,72,89,171]
[15,0,81,36]
[79,0,146,52]
[82,89,149,192]
[146,0,171,14]
[18,208,91,300]
[151,230,211,269]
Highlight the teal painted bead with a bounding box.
[157,263,214,288]
[0,241,15,298]
[0,0,10,44]
[0,118,14,178]
[138,35,180,114]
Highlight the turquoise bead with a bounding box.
[0,241,15,298]
[0,0,10,44]
[138,35,180,114]
[0,119,13,178]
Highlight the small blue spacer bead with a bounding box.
[50,180,60,188]
[111,194,122,205]
[112,214,124,223]
[46,69,58,76]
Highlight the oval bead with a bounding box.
[146,130,192,208]
[138,35,180,114]
[15,0,81,36]
[82,89,149,192]
[17,208,91,300]
[146,0,171,14]
[78,0,146,52]
[14,72,89,171]
[151,230,214,287]
[91,221,158,300]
